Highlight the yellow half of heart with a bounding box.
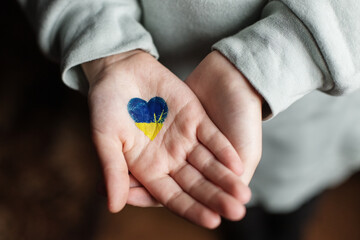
[135,122,164,140]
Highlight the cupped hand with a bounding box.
[82,50,251,228]
[186,50,263,186]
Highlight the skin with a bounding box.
[82,50,251,229]
[118,51,263,209]
[186,50,263,186]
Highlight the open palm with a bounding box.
[83,51,250,228]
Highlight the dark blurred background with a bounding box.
[1,1,359,240]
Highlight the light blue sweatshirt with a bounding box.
[18,0,360,212]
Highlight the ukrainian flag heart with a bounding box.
[127,97,168,140]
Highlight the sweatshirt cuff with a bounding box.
[56,2,159,94]
[213,2,331,119]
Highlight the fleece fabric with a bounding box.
[18,0,360,212]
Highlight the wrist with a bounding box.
[81,49,147,87]
[210,50,264,105]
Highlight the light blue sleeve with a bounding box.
[213,1,360,119]
[18,0,159,93]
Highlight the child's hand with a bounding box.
[186,51,263,186]
[82,50,251,228]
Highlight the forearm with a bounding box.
[213,0,360,119]
[18,0,159,93]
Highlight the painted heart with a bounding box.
[127,97,168,140]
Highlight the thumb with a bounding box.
[93,133,130,212]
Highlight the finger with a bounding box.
[129,174,143,188]
[145,175,221,229]
[171,163,246,220]
[127,187,162,207]
[187,144,251,204]
[93,133,129,213]
[197,117,243,175]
